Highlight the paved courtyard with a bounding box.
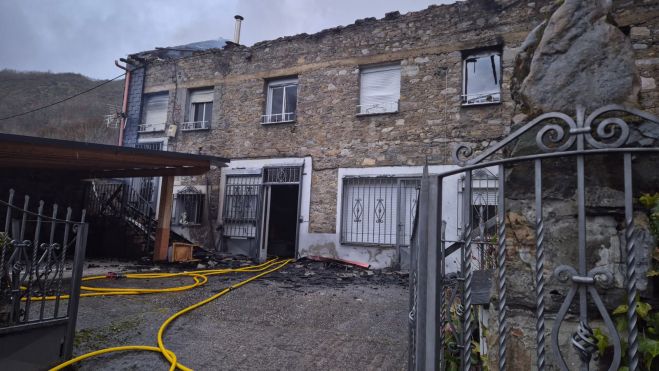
[71,260,409,370]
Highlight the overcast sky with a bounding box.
[0,0,454,80]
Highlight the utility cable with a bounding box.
[0,73,125,121]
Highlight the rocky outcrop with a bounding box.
[516,0,640,114]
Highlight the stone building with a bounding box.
[117,0,658,269]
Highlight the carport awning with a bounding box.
[0,133,227,178]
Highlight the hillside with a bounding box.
[0,69,125,144]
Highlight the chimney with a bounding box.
[233,15,244,44]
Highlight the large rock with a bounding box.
[517,0,640,114]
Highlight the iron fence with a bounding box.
[0,189,88,369]
[409,104,659,371]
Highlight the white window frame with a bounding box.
[262,77,298,124]
[139,93,168,133]
[358,64,401,115]
[182,89,213,131]
[461,50,502,106]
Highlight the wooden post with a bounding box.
[153,175,175,261]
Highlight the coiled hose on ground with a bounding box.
[43,258,291,371]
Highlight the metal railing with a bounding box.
[137,122,166,133]
[84,180,156,254]
[461,91,501,106]
[180,120,210,131]
[0,189,88,368]
[409,104,659,371]
[261,112,296,124]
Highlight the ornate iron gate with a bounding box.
[409,105,659,371]
[0,189,88,370]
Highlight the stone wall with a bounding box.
[129,0,560,234]
[490,0,659,369]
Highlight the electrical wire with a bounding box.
[0,73,125,121]
[47,258,292,371]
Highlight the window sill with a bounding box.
[461,101,501,107]
[180,128,211,132]
[355,110,399,118]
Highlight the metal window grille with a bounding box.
[457,168,499,270]
[263,167,301,184]
[222,175,261,238]
[341,177,420,246]
[135,142,164,151]
[173,187,203,225]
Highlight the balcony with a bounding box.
[137,123,166,133]
[180,120,210,131]
[461,91,501,106]
[261,112,296,125]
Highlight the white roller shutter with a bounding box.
[144,94,168,126]
[359,64,400,114]
[190,89,214,104]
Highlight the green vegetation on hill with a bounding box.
[0,69,124,144]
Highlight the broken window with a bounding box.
[140,93,168,132]
[358,64,401,114]
[341,177,419,246]
[222,175,261,237]
[173,186,204,225]
[262,77,297,124]
[462,51,501,105]
[183,89,213,131]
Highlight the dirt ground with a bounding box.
[70,259,410,370]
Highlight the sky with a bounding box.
[0,0,455,80]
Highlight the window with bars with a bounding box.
[173,187,204,225]
[222,175,261,237]
[358,64,401,115]
[340,177,419,246]
[462,49,502,105]
[183,89,213,131]
[262,77,298,124]
[457,168,499,237]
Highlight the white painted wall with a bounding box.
[218,158,494,271]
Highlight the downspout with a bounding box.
[115,60,131,146]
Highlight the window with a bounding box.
[262,77,297,124]
[183,89,213,131]
[173,186,204,225]
[457,169,499,238]
[358,64,400,115]
[341,177,419,246]
[222,175,261,237]
[139,93,168,132]
[462,50,501,105]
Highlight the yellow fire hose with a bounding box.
[44,258,292,371]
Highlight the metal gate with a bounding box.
[409,105,659,371]
[0,189,88,370]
